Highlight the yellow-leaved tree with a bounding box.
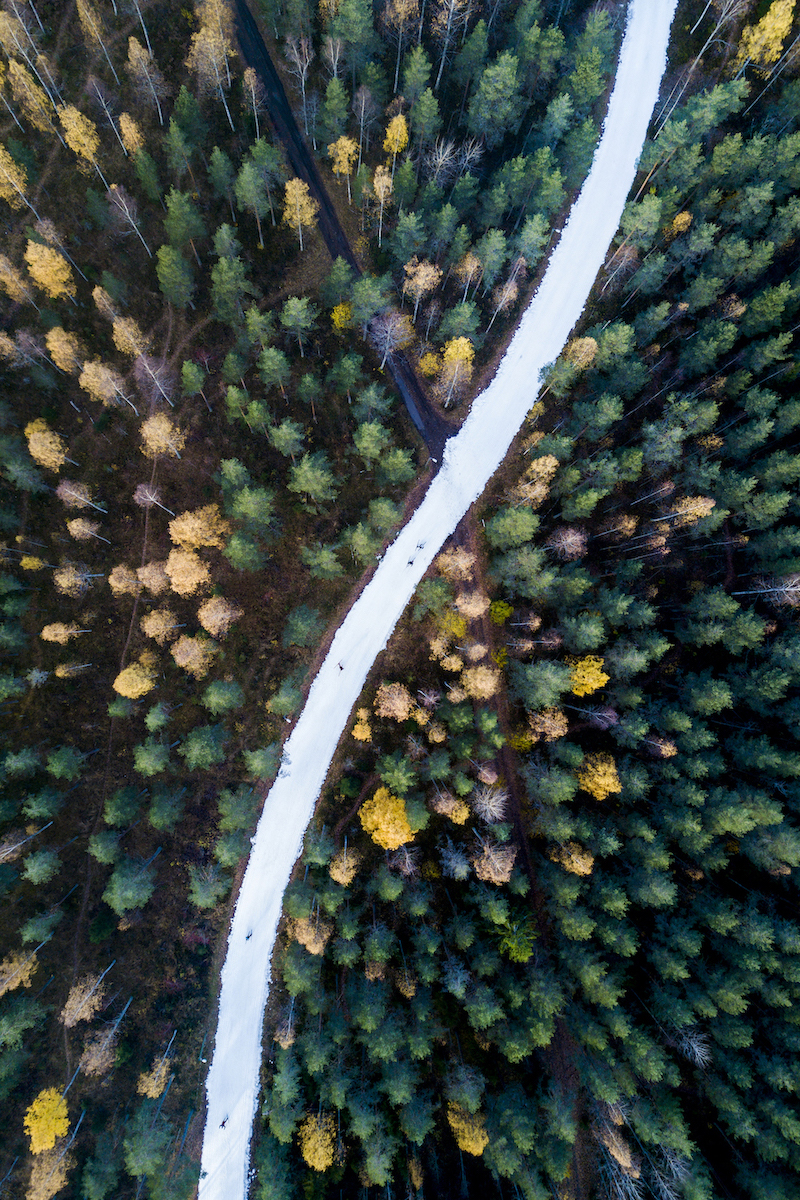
[568,655,609,696]
[24,1088,68,1154]
[171,633,217,677]
[383,112,408,177]
[0,142,32,212]
[733,0,795,72]
[140,414,186,459]
[0,950,38,997]
[438,336,474,407]
[59,103,107,186]
[169,504,231,550]
[140,608,180,645]
[27,1144,74,1200]
[576,752,621,801]
[60,973,106,1026]
[24,419,69,472]
[197,595,243,637]
[165,549,210,597]
[46,327,85,373]
[0,253,34,305]
[282,178,319,251]
[297,1113,336,1171]
[359,786,413,849]
[137,1053,170,1098]
[24,242,75,302]
[119,112,144,156]
[372,162,393,246]
[446,1103,489,1155]
[328,135,358,202]
[113,660,157,700]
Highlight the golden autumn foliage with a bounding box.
[435,546,475,580]
[403,256,442,320]
[439,336,474,406]
[564,336,598,369]
[26,1144,73,1200]
[108,564,141,596]
[113,660,156,699]
[165,548,210,597]
[53,565,89,598]
[169,504,230,550]
[328,846,361,885]
[549,841,595,876]
[112,315,148,357]
[576,752,621,801]
[198,595,243,637]
[446,1103,489,1156]
[568,655,610,696]
[79,1030,117,1077]
[66,518,101,542]
[665,495,716,528]
[734,0,794,71]
[137,1054,170,1098]
[383,113,408,164]
[430,790,469,824]
[25,420,68,472]
[506,452,560,508]
[472,837,517,884]
[0,252,33,304]
[79,359,127,406]
[46,327,84,374]
[119,112,143,155]
[0,950,38,997]
[137,561,170,596]
[528,707,569,742]
[40,623,85,645]
[25,241,75,301]
[359,786,413,849]
[454,590,490,620]
[331,301,352,330]
[59,103,100,168]
[292,913,333,955]
[140,414,185,459]
[140,608,180,645]
[171,633,217,678]
[460,664,501,700]
[60,975,106,1027]
[0,142,28,210]
[374,681,414,721]
[328,135,358,198]
[24,1089,68,1154]
[282,178,319,251]
[297,1113,336,1172]
[56,480,98,510]
[418,350,440,377]
[351,706,372,742]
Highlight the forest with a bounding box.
[0,0,799,1197]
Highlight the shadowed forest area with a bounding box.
[1,0,800,1198]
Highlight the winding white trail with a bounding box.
[199,1,678,1194]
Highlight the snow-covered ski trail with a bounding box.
[199,1,678,1194]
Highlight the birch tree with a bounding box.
[76,0,119,84]
[282,178,319,251]
[107,185,151,256]
[186,12,235,130]
[126,37,165,124]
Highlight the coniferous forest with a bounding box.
[2,0,800,1197]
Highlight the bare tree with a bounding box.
[134,354,175,407]
[106,185,151,256]
[284,34,314,136]
[352,84,377,169]
[133,483,175,516]
[86,75,127,155]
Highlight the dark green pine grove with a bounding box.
[0,0,800,1198]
